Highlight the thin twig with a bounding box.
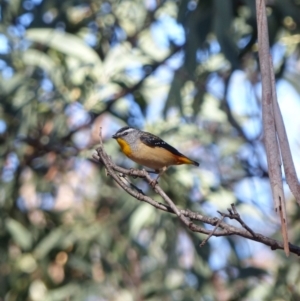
[218,204,256,238]
[199,215,225,247]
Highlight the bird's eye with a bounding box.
[122,132,128,136]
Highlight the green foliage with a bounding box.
[1,0,300,300]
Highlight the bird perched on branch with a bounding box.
[112,126,199,182]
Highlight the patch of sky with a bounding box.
[23,0,35,10]
[277,79,300,176]
[65,102,91,130]
[196,49,208,62]
[151,15,185,48]
[40,78,54,92]
[73,129,91,149]
[166,50,184,69]
[2,66,14,78]
[32,0,43,4]
[145,52,184,121]
[208,236,231,270]
[237,35,252,49]
[187,0,197,11]
[207,73,225,99]
[238,142,267,175]
[232,238,257,261]
[43,11,55,24]
[0,120,7,134]
[271,42,286,67]
[101,2,111,14]
[40,193,55,210]
[110,27,125,47]
[142,14,186,121]
[17,192,55,211]
[85,32,97,47]
[125,94,145,128]
[114,26,127,42]
[8,25,26,37]
[0,34,10,54]
[17,197,28,212]
[234,177,273,217]
[1,153,19,183]
[144,0,157,11]
[18,13,34,27]
[227,70,261,140]
[125,62,145,81]
[152,64,175,83]
[88,21,98,32]
[146,94,167,122]
[19,37,31,51]
[209,39,221,54]
[185,272,198,288]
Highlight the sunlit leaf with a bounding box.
[129,203,156,236]
[26,29,101,65]
[34,228,65,259]
[5,218,33,251]
[0,74,26,97]
[46,283,79,301]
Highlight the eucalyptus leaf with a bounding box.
[34,228,65,259]
[5,218,33,251]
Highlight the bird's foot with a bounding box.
[149,178,158,188]
[129,168,137,178]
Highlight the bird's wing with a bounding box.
[140,132,184,157]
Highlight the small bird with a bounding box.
[112,126,199,181]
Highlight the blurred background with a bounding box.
[1,0,300,300]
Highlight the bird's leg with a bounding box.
[156,166,167,182]
[150,167,167,187]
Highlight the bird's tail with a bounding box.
[176,156,199,166]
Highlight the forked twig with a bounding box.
[218,204,256,238]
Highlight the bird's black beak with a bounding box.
[112,134,117,139]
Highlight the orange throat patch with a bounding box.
[116,138,132,156]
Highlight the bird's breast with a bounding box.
[116,138,132,156]
[129,142,179,170]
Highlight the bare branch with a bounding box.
[93,127,300,256]
[269,57,300,205]
[256,0,289,256]
[218,204,256,238]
